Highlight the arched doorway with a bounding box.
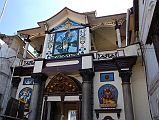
[102,116,114,120]
[43,73,82,120]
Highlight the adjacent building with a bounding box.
[0,34,34,119]
[133,0,159,119]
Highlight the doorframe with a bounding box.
[41,94,82,120]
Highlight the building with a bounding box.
[0,34,34,119]
[133,0,159,119]
[11,7,152,120]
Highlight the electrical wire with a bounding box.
[0,0,8,22]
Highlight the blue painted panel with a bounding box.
[100,73,114,82]
[23,77,33,85]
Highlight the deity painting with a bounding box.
[53,29,78,54]
[98,84,118,108]
[23,77,33,85]
[100,73,114,82]
[19,87,32,109]
[52,18,82,32]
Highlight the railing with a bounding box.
[21,59,35,67]
[0,115,27,120]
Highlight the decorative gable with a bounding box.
[51,18,83,32]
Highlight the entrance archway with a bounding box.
[43,73,82,120]
[102,116,114,120]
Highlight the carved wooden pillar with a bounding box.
[80,68,94,120]
[28,73,47,120]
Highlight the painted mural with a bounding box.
[98,84,118,108]
[23,77,33,85]
[19,87,32,109]
[46,33,55,59]
[53,29,78,54]
[45,18,87,59]
[100,73,114,82]
[79,28,86,54]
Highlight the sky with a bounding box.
[0,0,133,36]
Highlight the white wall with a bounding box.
[144,44,159,87]
[138,1,158,119]
[131,57,152,120]
[93,71,125,120]
[149,87,159,119]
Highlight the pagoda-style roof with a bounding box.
[17,7,127,53]
[37,7,95,28]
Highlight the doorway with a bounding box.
[47,101,80,120]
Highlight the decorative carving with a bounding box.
[46,33,55,59]
[51,18,83,32]
[79,28,86,54]
[114,56,137,70]
[50,53,79,59]
[80,68,94,82]
[115,21,121,30]
[94,52,117,60]
[45,73,82,94]
[119,70,132,83]
[91,17,126,30]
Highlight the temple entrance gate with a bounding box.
[42,73,82,120]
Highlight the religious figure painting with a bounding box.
[19,87,32,109]
[53,29,78,54]
[23,77,33,85]
[98,84,118,108]
[52,18,82,31]
[100,73,114,82]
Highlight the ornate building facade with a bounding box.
[10,7,152,120]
